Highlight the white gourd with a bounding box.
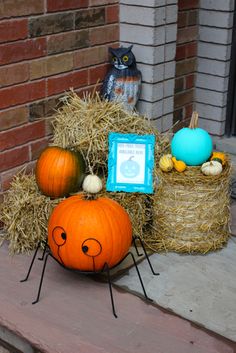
[82,174,103,193]
[201,161,222,176]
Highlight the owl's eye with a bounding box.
[122,55,129,62]
[112,57,117,63]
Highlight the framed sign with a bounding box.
[106,132,155,193]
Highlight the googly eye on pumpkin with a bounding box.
[81,238,102,257]
[122,55,129,62]
[52,226,67,246]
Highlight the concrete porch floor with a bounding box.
[0,193,235,353]
[0,199,235,353]
[0,243,236,353]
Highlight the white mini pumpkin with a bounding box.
[201,160,222,176]
[82,174,103,194]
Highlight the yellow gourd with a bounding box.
[172,157,186,172]
[210,151,227,166]
[159,155,173,172]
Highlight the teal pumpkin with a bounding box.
[120,156,140,178]
[171,112,213,166]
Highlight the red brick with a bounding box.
[75,8,105,29]
[89,63,109,85]
[1,161,36,191]
[0,120,45,152]
[0,80,46,109]
[75,84,103,98]
[177,12,187,28]
[74,45,108,68]
[185,104,193,119]
[47,0,88,12]
[186,74,195,89]
[0,19,28,43]
[0,106,29,131]
[0,145,29,172]
[47,69,88,96]
[178,0,199,10]
[175,45,186,61]
[47,30,89,55]
[29,96,63,121]
[175,58,196,76]
[106,4,119,24]
[0,62,29,88]
[90,24,119,45]
[45,116,55,136]
[173,108,183,124]
[30,137,50,160]
[89,0,118,5]
[177,26,198,44]
[175,77,184,94]
[0,193,4,207]
[30,53,73,80]
[174,89,194,109]
[0,0,44,18]
[0,38,47,66]
[186,42,197,58]
[188,10,198,26]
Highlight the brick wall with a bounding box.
[0,0,119,200]
[173,0,199,126]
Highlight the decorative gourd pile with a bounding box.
[141,111,232,253]
[1,91,169,254]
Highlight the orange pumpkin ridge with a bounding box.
[35,146,85,198]
[47,195,133,271]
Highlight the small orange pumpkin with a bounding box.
[48,195,132,271]
[35,146,85,198]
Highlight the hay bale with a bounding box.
[98,190,152,239]
[1,92,171,254]
[141,163,232,253]
[52,91,170,175]
[51,91,170,244]
[0,173,61,254]
[0,173,150,253]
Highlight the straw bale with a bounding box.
[50,91,170,243]
[1,92,171,254]
[0,173,61,254]
[51,91,170,175]
[98,189,152,239]
[0,173,150,253]
[142,163,232,253]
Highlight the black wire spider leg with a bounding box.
[103,263,118,318]
[125,251,153,302]
[20,242,41,282]
[132,236,143,257]
[32,252,50,305]
[38,240,49,261]
[133,236,159,276]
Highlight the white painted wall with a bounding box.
[119,0,178,132]
[196,0,234,136]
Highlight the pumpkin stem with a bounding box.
[84,193,97,200]
[189,111,198,129]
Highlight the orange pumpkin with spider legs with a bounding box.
[48,194,132,271]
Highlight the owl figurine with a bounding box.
[101,45,142,111]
